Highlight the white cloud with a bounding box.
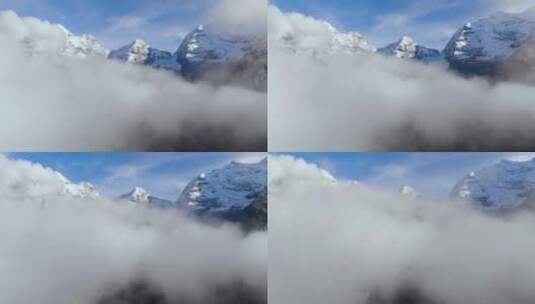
[505,152,535,162]
[374,13,410,31]
[487,0,535,13]
[270,155,535,304]
[107,15,147,31]
[0,10,266,151]
[205,0,267,35]
[0,154,266,303]
[269,7,535,151]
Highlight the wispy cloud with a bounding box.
[107,15,148,31]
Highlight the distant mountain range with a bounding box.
[32,158,267,231]
[116,158,267,231]
[273,6,535,79]
[451,158,535,212]
[9,10,266,91]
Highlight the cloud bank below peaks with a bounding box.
[0,10,266,151]
[269,6,535,151]
[269,155,535,304]
[0,155,267,304]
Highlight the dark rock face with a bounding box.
[218,194,267,232]
[176,159,267,232]
[367,285,438,304]
[176,26,267,92]
[97,280,266,304]
[499,37,535,85]
[98,280,167,304]
[443,13,535,78]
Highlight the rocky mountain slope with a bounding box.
[451,158,535,211]
[269,6,376,57]
[177,158,267,230]
[379,36,442,62]
[108,39,180,71]
[444,9,535,76]
[107,25,267,91]
[272,5,535,77]
[117,186,174,209]
[4,10,266,91]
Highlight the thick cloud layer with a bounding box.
[206,0,266,36]
[0,10,266,151]
[0,155,266,303]
[269,155,535,304]
[269,7,535,151]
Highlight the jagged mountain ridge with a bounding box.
[117,186,175,209]
[4,10,266,91]
[378,36,443,62]
[272,5,535,75]
[451,158,535,211]
[270,6,376,57]
[176,25,267,90]
[113,159,267,230]
[107,25,267,90]
[0,10,109,58]
[444,9,535,76]
[108,39,180,72]
[176,158,267,212]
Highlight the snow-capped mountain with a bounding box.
[451,158,535,211]
[6,9,109,58]
[177,158,267,214]
[56,24,109,58]
[51,171,101,199]
[63,181,100,199]
[270,8,376,57]
[108,39,181,72]
[175,25,267,90]
[3,10,266,90]
[118,186,174,209]
[177,25,252,65]
[500,36,535,84]
[399,186,421,198]
[379,36,442,62]
[444,9,535,75]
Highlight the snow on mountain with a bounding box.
[399,186,421,198]
[177,25,253,64]
[175,24,267,90]
[176,158,267,214]
[0,10,109,58]
[379,36,443,62]
[269,6,376,57]
[63,181,100,199]
[451,158,535,211]
[444,8,535,75]
[118,186,174,209]
[0,154,101,202]
[108,39,181,72]
[56,24,109,58]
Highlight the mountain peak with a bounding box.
[176,159,267,213]
[444,10,535,75]
[132,38,147,46]
[63,181,100,199]
[379,36,442,62]
[400,186,421,198]
[398,35,415,44]
[451,159,535,211]
[120,186,150,204]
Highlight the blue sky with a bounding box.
[7,152,266,200]
[0,0,216,50]
[270,0,535,48]
[282,152,535,198]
